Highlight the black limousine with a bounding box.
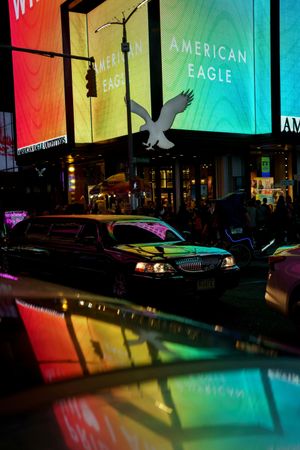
[0,214,240,300]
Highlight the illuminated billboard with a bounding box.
[160,0,271,135]
[8,0,67,156]
[83,0,151,142]
[280,0,300,133]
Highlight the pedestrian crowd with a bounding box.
[137,194,300,249]
[18,193,300,249]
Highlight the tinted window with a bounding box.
[109,221,183,244]
[27,222,51,239]
[78,223,98,244]
[49,222,81,240]
[8,220,29,240]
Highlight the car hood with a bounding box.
[114,243,230,260]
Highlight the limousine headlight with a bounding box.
[135,262,176,274]
[221,255,236,268]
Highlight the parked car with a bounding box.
[265,244,300,328]
[0,214,239,300]
[1,271,300,449]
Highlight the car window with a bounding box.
[78,223,98,244]
[7,220,29,240]
[49,222,81,241]
[27,222,51,240]
[109,221,183,244]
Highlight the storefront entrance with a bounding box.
[249,147,293,207]
[147,159,215,213]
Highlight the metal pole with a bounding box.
[121,19,137,212]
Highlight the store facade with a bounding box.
[6,0,300,214]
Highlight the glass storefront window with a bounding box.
[249,149,293,206]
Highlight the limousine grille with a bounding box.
[175,256,221,272]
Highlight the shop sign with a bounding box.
[261,156,270,177]
[281,116,300,133]
[130,90,193,150]
[251,177,275,204]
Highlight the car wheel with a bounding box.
[112,271,129,299]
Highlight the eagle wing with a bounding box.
[130,99,152,124]
[157,90,194,131]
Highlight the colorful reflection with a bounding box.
[13,297,300,448]
[53,367,300,449]
[16,300,83,382]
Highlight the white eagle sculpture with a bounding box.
[130,90,194,150]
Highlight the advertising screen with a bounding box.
[8,0,67,156]
[160,0,271,135]
[83,0,151,142]
[280,0,300,133]
[69,12,92,144]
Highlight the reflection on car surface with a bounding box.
[1,272,300,449]
[265,243,300,329]
[0,214,240,300]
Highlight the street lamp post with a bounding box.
[95,0,150,212]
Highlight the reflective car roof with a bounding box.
[1,272,300,449]
[29,214,163,222]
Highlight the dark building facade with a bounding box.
[2,0,300,214]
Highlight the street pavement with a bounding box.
[185,257,300,350]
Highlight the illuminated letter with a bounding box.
[106,55,111,70]
[188,64,195,77]
[226,69,232,83]
[204,43,210,57]
[103,79,107,93]
[195,41,201,55]
[207,66,216,80]
[182,39,192,54]
[292,118,300,132]
[13,0,26,19]
[99,59,106,72]
[228,48,236,62]
[238,50,247,64]
[197,65,206,79]
[170,36,179,52]
[218,46,226,60]
[283,118,291,132]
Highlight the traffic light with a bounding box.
[85,66,97,97]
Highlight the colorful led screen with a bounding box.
[280,0,300,133]
[83,0,151,142]
[160,0,271,135]
[8,0,67,156]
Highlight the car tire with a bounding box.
[112,271,129,299]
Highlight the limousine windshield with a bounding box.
[107,221,184,245]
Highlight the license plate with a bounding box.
[231,227,243,234]
[197,278,215,290]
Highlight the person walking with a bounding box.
[272,195,288,244]
[246,198,257,238]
